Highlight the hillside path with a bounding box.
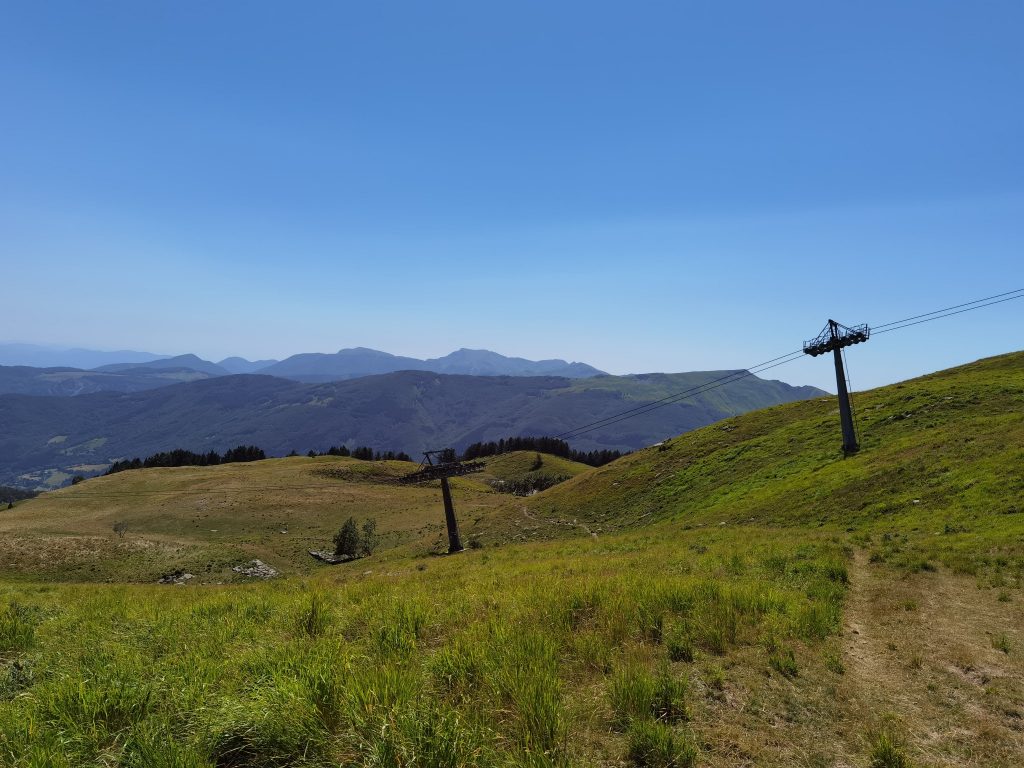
[836,549,1024,766]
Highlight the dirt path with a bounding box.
[519,504,596,537]
[836,550,1024,766]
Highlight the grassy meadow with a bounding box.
[0,452,583,583]
[1,352,1023,766]
[1,526,849,767]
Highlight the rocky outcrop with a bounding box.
[232,559,278,579]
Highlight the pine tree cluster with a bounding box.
[307,446,411,462]
[106,445,266,475]
[461,436,624,467]
[0,485,39,503]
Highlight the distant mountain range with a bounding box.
[0,345,605,395]
[94,354,232,377]
[0,370,825,489]
[0,343,167,370]
[0,365,217,397]
[218,357,279,374]
[259,347,605,382]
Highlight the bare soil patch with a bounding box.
[837,550,1024,766]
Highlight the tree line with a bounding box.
[105,442,414,477]
[303,446,412,462]
[2,485,38,508]
[106,445,267,475]
[461,436,624,467]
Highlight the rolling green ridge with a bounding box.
[527,350,1024,578]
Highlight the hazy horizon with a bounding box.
[4,2,1022,393]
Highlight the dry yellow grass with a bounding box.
[0,455,531,581]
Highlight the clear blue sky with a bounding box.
[2,1,1022,391]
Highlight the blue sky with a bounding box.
[2,1,1022,391]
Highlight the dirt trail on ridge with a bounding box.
[835,550,1024,766]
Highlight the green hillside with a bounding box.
[526,351,1024,580]
[566,370,822,414]
[476,451,592,482]
[0,353,1022,767]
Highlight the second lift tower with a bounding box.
[398,449,484,553]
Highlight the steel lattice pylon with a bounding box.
[803,319,870,455]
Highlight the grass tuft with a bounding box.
[0,602,38,654]
[992,633,1012,654]
[869,731,911,768]
[296,591,331,638]
[610,664,687,729]
[626,719,698,767]
[768,646,799,677]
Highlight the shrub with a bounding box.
[360,518,378,556]
[0,658,34,698]
[334,517,361,558]
[333,517,378,558]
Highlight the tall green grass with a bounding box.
[0,528,847,766]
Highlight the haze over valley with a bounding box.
[0,345,823,489]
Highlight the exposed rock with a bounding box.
[308,549,357,565]
[158,570,194,585]
[232,559,278,579]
